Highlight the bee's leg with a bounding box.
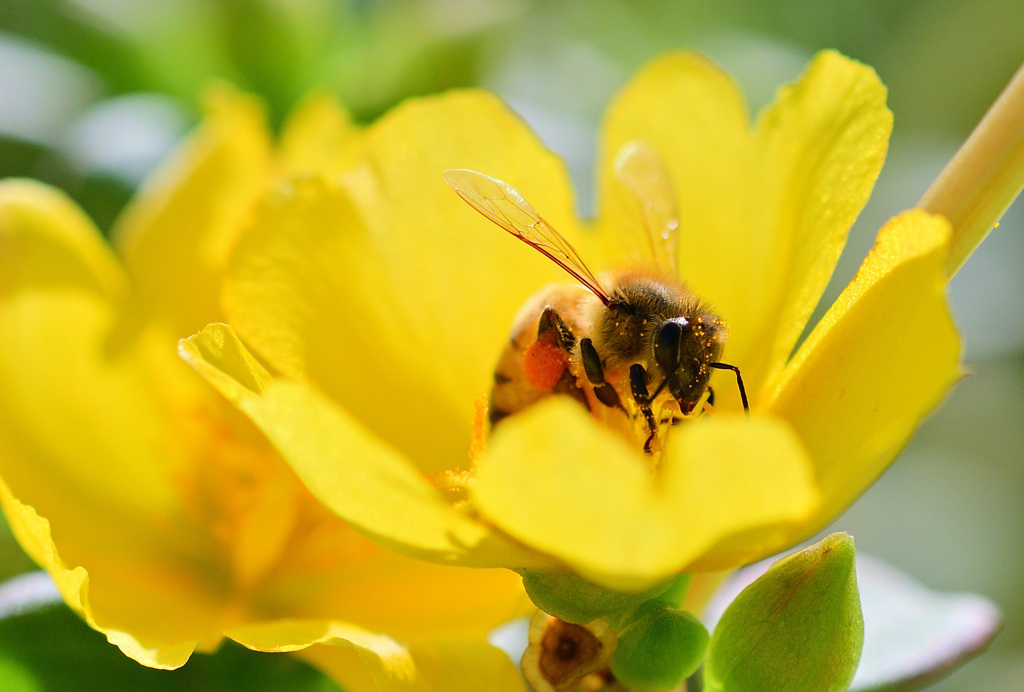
[629,364,659,453]
[553,368,591,410]
[709,362,750,412]
[579,338,622,409]
[536,306,589,410]
[706,386,715,408]
[537,306,576,350]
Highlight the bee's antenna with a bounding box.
[709,362,749,413]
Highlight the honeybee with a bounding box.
[444,142,747,453]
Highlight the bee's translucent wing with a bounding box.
[444,169,614,305]
[612,141,680,276]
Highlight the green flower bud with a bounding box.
[704,533,863,692]
[610,601,709,690]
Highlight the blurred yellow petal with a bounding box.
[2,182,524,677]
[227,620,417,690]
[180,323,551,569]
[766,209,961,537]
[474,398,818,590]
[742,51,892,395]
[0,481,198,669]
[226,91,580,473]
[0,180,127,298]
[280,92,362,178]
[252,535,530,639]
[402,639,525,692]
[178,322,272,398]
[289,629,525,692]
[0,180,199,552]
[297,645,394,692]
[0,181,254,661]
[112,85,272,336]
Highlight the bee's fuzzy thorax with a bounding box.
[588,268,720,371]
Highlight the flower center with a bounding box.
[522,612,619,692]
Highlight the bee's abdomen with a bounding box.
[489,330,543,424]
[489,286,590,424]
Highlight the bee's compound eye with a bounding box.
[654,318,686,373]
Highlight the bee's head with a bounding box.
[652,315,726,414]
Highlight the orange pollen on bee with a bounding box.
[524,339,568,391]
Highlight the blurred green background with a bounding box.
[0,0,1021,689]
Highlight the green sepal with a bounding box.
[652,573,691,609]
[704,532,863,692]
[518,569,674,625]
[609,601,709,691]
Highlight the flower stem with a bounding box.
[918,61,1024,277]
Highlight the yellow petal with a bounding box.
[741,50,892,396]
[180,323,551,570]
[281,626,525,692]
[178,322,272,398]
[222,176,474,473]
[766,210,961,537]
[0,179,128,298]
[598,51,892,403]
[474,398,819,590]
[112,85,272,337]
[232,538,528,688]
[0,180,197,539]
[401,639,525,692]
[226,91,580,473]
[0,181,237,663]
[597,52,752,330]
[280,92,362,178]
[1,182,526,672]
[252,536,530,639]
[162,335,533,637]
[0,481,199,669]
[227,619,418,690]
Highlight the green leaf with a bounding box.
[849,554,1001,691]
[519,569,674,625]
[0,573,339,692]
[704,533,863,692]
[609,601,709,691]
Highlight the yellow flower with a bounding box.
[182,51,962,592]
[0,88,528,690]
